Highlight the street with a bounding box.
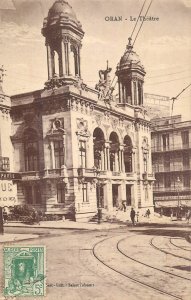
[0,225,191,300]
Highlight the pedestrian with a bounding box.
[186,210,191,224]
[170,208,173,221]
[147,209,151,218]
[136,211,139,223]
[3,209,8,224]
[35,210,40,225]
[130,207,136,226]
[122,200,126,212]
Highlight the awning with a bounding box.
[155,200,191,207]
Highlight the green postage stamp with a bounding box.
[3,245,46,297]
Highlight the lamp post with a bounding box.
[177,176,181,219]
[0,207,4,235]
[94,168,102,224]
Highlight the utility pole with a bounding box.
[0,207,4,235]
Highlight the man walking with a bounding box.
[130,207,136,226]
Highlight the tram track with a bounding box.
[150,237,191,262]
[92,235,184,299]
[117,237,191,282]
[169,238,191,252]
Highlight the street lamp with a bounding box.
[94,167,102,224]
[177,176,181,219]
[0,207,4,235]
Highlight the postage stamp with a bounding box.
[3,246,46,297]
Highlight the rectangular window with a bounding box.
[164,174,171,188]
[181,131,189,148]
[162,134,169,151]
[57,183,65,204]
[0,157,10,171]
[24,141,39,171]
[183,154,190,169]
[82,183,88,202]
[164,154,170,171]
[183,174,190,188]
[79,141,86,168]
[54,141,64,168]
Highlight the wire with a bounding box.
[146,76,191,86]
[171,82,191,117]
[130,0,147,39]
[132,0,154,47]
[108,0,154,97]
[147,69,191,79]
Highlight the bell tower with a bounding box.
[116,38,146,106]
[42,0,84,87]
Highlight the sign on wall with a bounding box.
[0,180,18,207]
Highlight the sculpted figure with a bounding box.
[95,61,114,101]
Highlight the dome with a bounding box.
[47,0,80,26]
[119,38,144,69]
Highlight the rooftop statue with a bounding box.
[95,61,115,102]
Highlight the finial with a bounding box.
[127,37,133,51]
[0,65,6,84]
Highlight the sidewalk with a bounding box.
[0,233,39,243]
[4,214,191,231]
[4,220,127,231]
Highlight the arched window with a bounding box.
[93,128,105,170]
[23,128,39,171]
[109,132,119,172]
[124,135,133,172]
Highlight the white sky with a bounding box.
[0,0,190,120]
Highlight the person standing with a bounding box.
[130,207,136,226]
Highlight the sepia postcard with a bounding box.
[0,0,191,299]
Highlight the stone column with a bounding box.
[120,145,125,172]
[67,41,71,75]
[50,141,55,169]
[136,82,139,105]
[104,142,110,171]
[133,148,137,173]
[59,40,66,76]
[131,81,134,105]
[118,82,121,103]
[46,44,53,79]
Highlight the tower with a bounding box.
[116,38,146,106]
[42,0,84,87]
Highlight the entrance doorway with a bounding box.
[126,185,132,206]
[112,184,119,207]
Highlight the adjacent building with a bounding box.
[151,115,191,215]
[0,66,19,210]
[1,0,155,221]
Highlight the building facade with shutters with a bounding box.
[3,0,154,221]
[151,115,191,215]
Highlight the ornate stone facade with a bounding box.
[4,0,154,221]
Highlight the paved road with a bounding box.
[0,226,190,300]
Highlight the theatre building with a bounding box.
[9,0,154,221]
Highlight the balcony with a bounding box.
[43,168,62,178]
[21,171,41,181]
[21,169,62,180]
[153,186,191,193]
[77,167,96,178]
[153,165,191,173]
[142,173,155,180]
[152,142,191,153]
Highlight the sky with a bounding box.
[0,0,190,120]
